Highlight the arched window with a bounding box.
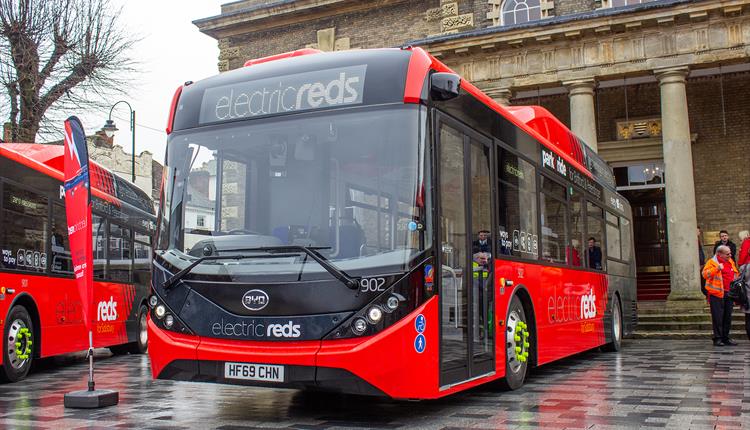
[501,0,542,25]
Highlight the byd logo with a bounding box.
[97,296,118,321]
[580,289,597,320]
[242,289,269,311]
[267,321,301,338]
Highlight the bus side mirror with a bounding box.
[430,72,460,101]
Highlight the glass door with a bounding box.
[437,115,495,387]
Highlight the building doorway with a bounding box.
[615,163,670,300]
[620,188,668,271]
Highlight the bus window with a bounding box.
[92,214,106,279]
[108,223,132,283]
[496,148,538,259]
[1,182,48,272]
[569,189,584,267]
[586,202,605,270]
[620,217,632,262]
[606,211,621,261]
[220,158,248,232]
[51,203,73,275]
[540,177,568,264]
[134,231,152,286]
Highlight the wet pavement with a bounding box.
[1,339,749,429]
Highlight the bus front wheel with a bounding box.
[500,295,531,390]
[1,305,34,383]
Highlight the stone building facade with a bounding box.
[194,0,750,302]
[87,131,162,202]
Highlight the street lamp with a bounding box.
[101,101,136,183]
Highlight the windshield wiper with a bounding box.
[162,245,359,291]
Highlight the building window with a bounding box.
[613,162,665,189]
[600,0,652,9]
[197,215,205,227]
[502,0,542,25]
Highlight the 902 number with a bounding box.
[359,277,386,292]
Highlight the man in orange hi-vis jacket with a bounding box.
[703,245,740,346]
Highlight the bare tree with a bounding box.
[0,0,137,142]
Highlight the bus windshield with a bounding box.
[160,104,428,276]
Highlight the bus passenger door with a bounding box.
[436,116,495,388]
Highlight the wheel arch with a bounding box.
[7,293,41,359]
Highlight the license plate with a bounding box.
[224,362,284,382]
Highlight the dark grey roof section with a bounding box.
[404,0,702,47]
[193,0,299,26]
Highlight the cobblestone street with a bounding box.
[0,339,749,429]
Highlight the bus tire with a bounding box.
[602,295,623,352]
[110,304,148,355]
[1,305,34,383]
[499,295,531,390]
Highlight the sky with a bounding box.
[77,0,224,163]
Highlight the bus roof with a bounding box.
[0,143,154,213]
[171,47,597,181]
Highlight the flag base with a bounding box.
[64,389,119,409]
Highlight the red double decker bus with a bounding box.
[148,47,636,399]
[0,143,155,382]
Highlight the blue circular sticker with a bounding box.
[407,221,418,231]
[415,314,426,333]
[414,334,426,353]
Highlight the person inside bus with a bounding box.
[567,238,582,267]
[587,237,602,270]
[472,230,491,254]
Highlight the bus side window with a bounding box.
[620,217,632,262]
[539,176,568,264]
[134,231,152,286]
[92,214,107,279]
[108,223,132,283]
[586,202,605,271]
[1,182,48,272]
[496,147,538,260]
[51,203,73,275]
[605,211,621,261]
[569,190,584,267]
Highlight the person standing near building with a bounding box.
[713,230,738,261]
[703,245,739,346]
[736,230,750,340]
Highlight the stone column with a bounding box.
[563,79,598,152]
[655,67,702,302]
[485,87,513,106]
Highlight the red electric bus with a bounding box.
[148,47,636,399]
[0,143,155,382]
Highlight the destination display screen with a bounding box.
[199,65,367,124]
[540,147,603,201]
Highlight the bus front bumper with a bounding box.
[147,297,446,399]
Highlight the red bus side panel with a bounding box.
[0,272,136,365]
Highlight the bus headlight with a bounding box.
[148,295,158,308]
[164,314,174,328]
[352,318,368,334]
[155,305,166,319]
[367,306,383,324]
